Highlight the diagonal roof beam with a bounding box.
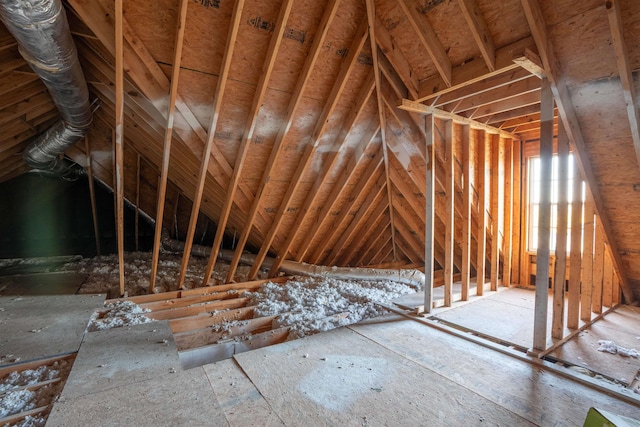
[225,0,341,282]
[177,0,244,289]
[520,0,636,304]
[246,15,369,280]
[606,0,640,172]
[266,62,375,276]
[456,0,496,71]
[374,15,418,99]
[309,153,384,264]
[367,0,397,262]
[201,0,294,286]
[397,0,452,87]
[295,121,380,262]
[149,0,189,293]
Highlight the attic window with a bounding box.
[527,154,585,252]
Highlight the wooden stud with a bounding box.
[424,114,435,313]
[178,0,245,288]
[476,131,487,296]
[248,12,368,279]
[397,0,452,87]
[503,139,513,287]
[603,248,613,308]
[203,0,294,285]
[456,0,496,71]
[444,120,455,306]
[461,124,471,300]
[533,77,554,352]
[84,135,101,256]
[552,120,569,339]
[592,219,605,314]
[606,0,640,173]
[226,0,340,282]
[567,157,583,330]
[114,0,125,296]
[581,196,594,321]
[520,0,635,304]
[490,134,500,292]
[149,0,189,293]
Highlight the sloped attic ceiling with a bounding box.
[0,0,639,299]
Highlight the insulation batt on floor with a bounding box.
[247,276,415,339]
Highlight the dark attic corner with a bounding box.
[1,0,640,425]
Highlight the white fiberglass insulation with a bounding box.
[597,340,640,358]
[88,300,152,331]
[247,276,415,338]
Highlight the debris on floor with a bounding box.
[87,300,152,332]
[597,340,640,358]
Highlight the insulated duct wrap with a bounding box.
[0,0,92,172]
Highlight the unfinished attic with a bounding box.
[1,0,640,424]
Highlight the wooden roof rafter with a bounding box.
[203,0,295,285]
[456,0,496,72]
[605,0,640,173]
[367,0,397,262]
[149,0,190,293]
[246,13,370,280]
[520,0,636,304]
[224,0,341,282]
[396,0,452,87]
[177,0,245,289]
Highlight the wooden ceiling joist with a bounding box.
[246,13,369,280]
[374,15,418,99]
[605,0,640,173]
[204,0,295,285]
[149,0,189,293]
[417,36,536,102]
[397,0,452,87]
[520,0,636,304]
[178,0,245,289]
[225,0,341,283]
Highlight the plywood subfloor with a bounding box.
[0,294,104,365]
[549,305,640,384]
[391,279,491,311]
[0,272,86,296]
[47,321,230,427]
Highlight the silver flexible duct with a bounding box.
[0,0,92,173]
[160,230,425,290]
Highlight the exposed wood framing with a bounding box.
[149,0,189,292]
[461,124,472,300]
[456,0,495,71]
[503,138,513,287]
[606,0,640,172]
[552,120,569,339]
[226,0,340,282]
[444,119,454,306]
[204,0,295,284]
[424,114,435,312]
[533,77,554,352]
[247,13,369,279]
[568,156,583,329]
[520,0,636,304]
[135,152,140,252]
[581,196,595,321]
[178,0,245,288]
[397,0,452,87]
[476,131,487,296]
[398,100,519,140]
[367,0,397,264]
[83,135,101,256]
[490,134,500,292]
[114,0,125,296]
